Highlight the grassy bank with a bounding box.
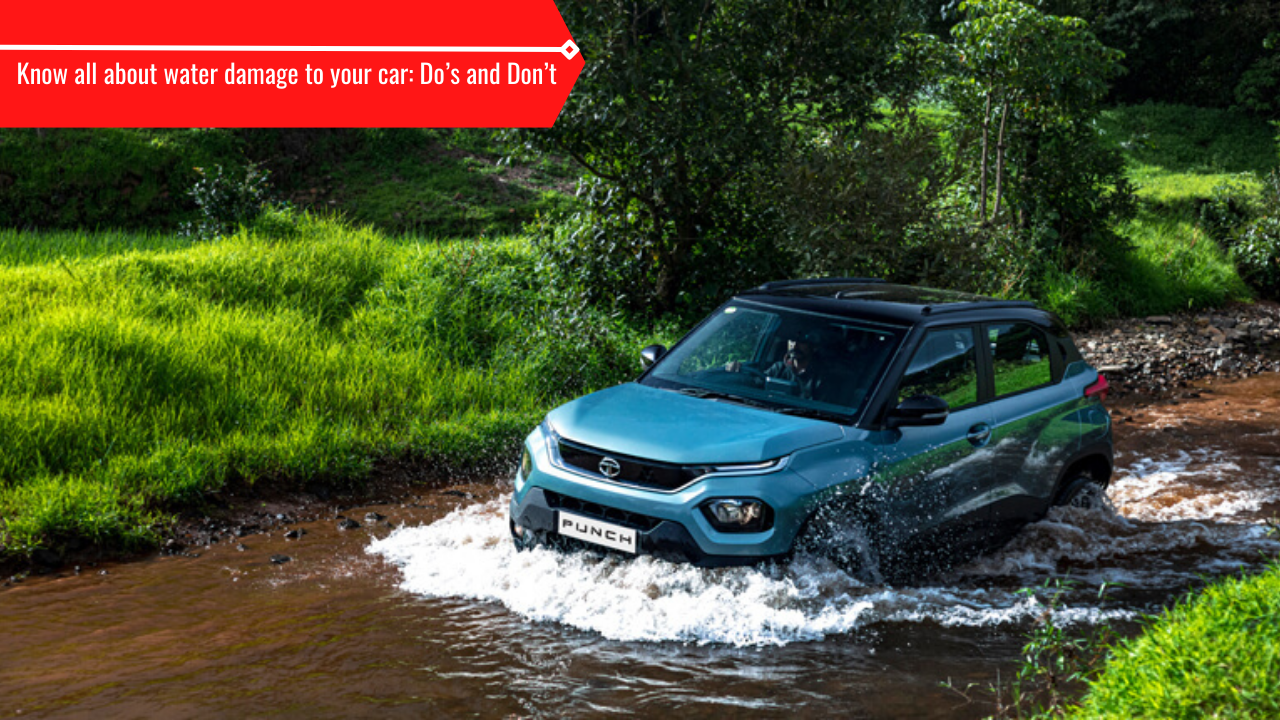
[1069,104,1277,320]
[0,129,579,238]
[1075,562,1280,718]
[0,216,663,558]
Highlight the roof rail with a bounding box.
[755,277,886,291]
[921,300,1038,315]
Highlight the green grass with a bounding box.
[0,128,244,230]
[1055,103,1280,322]
[1075,562,1280,718]
[0,217,663,557]
[260,129,581,237]
[0,129,582,238]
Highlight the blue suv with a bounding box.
[509,279,1112,575]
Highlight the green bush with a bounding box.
[180,163,272,241]
[1231,171,1280,298]
[1199,179,1258,245]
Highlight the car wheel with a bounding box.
[794,505,882,580]
[1055,474,1108,510]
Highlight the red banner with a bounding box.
[0,0,583,127]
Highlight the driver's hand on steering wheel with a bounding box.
[725,360,742,372]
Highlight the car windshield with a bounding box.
[641,301,906,421]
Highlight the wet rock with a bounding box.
[1076,303,1280,400]
[337,518,361,531]
[283,528,306,540]
[270,554,291,564]
[236,543,248,552]
[364,512,386,522]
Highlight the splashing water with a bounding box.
[371,434,1280,647]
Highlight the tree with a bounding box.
[941,0,1124,226]
[522,0,908,314]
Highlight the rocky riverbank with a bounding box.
[1075,301,1280,401]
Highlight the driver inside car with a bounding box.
[725,336,827,401]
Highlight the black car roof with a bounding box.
[736,278,1055,328]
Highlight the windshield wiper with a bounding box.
[775,406,851,423]
[676,387,770,409]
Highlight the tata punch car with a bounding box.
[509,279,1112,574]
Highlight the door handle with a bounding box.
[967,423,992,447]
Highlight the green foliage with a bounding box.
[939,0,1128,232]
[1199,179,1258,246]
[0,128,244,230]
[1232,171,1280,299]
[778,120,954,278]
[0,220,669,557]
[260,128,581,238]
[1096,104,1278,180]
[1235,32,1280,118]
[1046,0,1280,111]
[1076,563,1280,718]
[180,163,273,241]
[521,0,909,314]
[0,128,579,239]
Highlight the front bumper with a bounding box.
[510,486,786,567]
[508,424,816,566]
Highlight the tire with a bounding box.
[1054,474,1108,510]
[793,503,883,580]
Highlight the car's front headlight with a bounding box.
[701,498,773,533]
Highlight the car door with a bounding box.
[872,325,996,554]
[980,321,1080,536]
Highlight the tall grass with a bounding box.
[1076,562,1280,718]
[0,219,663,555]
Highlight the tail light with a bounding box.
[1084,374,1110,402]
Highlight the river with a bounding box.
[3,374,1278,718]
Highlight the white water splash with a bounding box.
[369,501,1135,647]
[369,443,1279,647]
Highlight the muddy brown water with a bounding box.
[3,375,1279,719]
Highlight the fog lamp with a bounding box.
[519,446,533,480]
[701,499,772,533]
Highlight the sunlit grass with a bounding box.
[0,218,663,555]
[1076,562,1280,718]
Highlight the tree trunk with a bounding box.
[991,99,1010,222]
[979,91,991,224]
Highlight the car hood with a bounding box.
[545,383,844,465]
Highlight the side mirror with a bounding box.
[886,394,949,428]
[640,344,668,370]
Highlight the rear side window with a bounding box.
[989,323,1052,397]
[898,327,979,409]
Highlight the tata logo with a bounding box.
[598,457,622,478]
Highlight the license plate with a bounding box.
[557,511,638,554]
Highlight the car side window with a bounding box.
[989,323,1052,397]
[898,327,979,409]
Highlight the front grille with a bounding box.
[557,438,707,491]
[543,490,665,532]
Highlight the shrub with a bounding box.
[1231,171,1280,299]
[180,163,273,241]
[1199,178,1258,245]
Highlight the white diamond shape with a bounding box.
[560,40,579,59]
